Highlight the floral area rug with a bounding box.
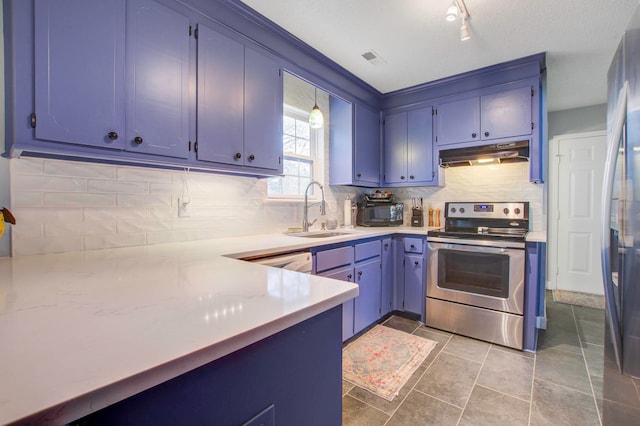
[343,325,437,401]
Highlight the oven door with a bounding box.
[427,240,525,315]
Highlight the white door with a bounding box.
[551,131,606,295]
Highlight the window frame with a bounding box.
[267,105,323,201]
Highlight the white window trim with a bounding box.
[267,105,324,201]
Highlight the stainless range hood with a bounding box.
[439,141,529,167]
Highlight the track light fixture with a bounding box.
[446,0,471,41]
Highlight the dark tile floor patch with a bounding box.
[382,315,420,334]
[342,395,389,426]
[343,293,606,425]
[530,379,600,426]
[385,391,461,426]
[459,385,530,425]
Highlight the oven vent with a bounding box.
[439,141,529,167]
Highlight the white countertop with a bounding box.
[0,225,543,424]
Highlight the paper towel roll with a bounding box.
[344,197,352,226]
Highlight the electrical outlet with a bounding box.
[178,198,190,218]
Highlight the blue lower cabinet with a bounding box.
[319,265,356,341]
[381,238,394,316]
[403,253,425,319]
[524,241,546,352]
[353,258,382,334]
[70,306,343,426]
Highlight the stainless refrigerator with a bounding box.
[602,1,640,423]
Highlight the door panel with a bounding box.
[319,266,355,341]
[126,0,190,158]
[354,259,382,334]
[408,107,434,183]
[556,133,606,294]
[384,112,407,184]
[481,86,532,140]
[404,253,424,316]
[354,104,381,185]
[34,0,126,148]
[196,24,244,165]
[244,47,283,171]
[435,97,479,145]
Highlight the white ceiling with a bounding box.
[239,0,639,112]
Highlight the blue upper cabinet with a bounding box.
[383,106,436,186]
[353,104,381,186]
[435,85,533,147]
[407,107,435,183]
[196,24,245,166]
[480,86,532,140]
[244,47,283,172]
[196,26,282,172]
[34,0,126,149]
[434,97,480,146]
[126,0,190,159]
[383,111,407,184]
[329,99,380,187]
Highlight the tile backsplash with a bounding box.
[9,158,544,256]
[391,163,545,232]
[9,157,355,256]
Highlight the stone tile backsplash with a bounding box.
[8,157,544,256]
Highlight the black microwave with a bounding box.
[356,202,404,227]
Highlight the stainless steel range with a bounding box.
[426,202,529,349]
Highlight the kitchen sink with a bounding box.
[285,231,352,238]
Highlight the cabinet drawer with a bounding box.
[315,246,354,273]
[404,237,423,254]
[355,240,381,262]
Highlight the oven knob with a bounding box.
[514,208,521,215]
[503,208,510,215]
[459,208,465,213]
[451,208,457,213]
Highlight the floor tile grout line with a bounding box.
[473,382,532,404]
[534,376,601,397]
[573,305,603,426]
[454,342,491,426]
[343,393,394,420]
[381,332,454,426]
[412,387,467,409]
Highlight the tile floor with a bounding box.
[342,295,607,425]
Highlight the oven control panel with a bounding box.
[446,202,528,220]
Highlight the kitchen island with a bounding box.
[0,227,545,424]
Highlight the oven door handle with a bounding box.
[432,243,518,255]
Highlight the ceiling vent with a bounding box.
[361,50,386,66]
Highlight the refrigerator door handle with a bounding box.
[601,80,628,374]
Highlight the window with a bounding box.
[268,106,322,199]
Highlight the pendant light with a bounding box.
[445,0,458,21]
[309,88,324,129]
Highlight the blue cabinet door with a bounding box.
[408,106,434,183]
[481,86,532,140]
[354,104,381,185]
[354,258,382,334]
[404,253,425,319]
[380,238,394,316]
[435,96,480,146]
[125,0,190,158]
[319,266,356,341]
[244,47,283,172]
[383,112,407,184]
[34,0,126,149]
[196,24,244,166]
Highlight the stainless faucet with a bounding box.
[302,181,326,232]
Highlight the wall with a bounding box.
[392,162,546,233]
[548,104,606,139]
